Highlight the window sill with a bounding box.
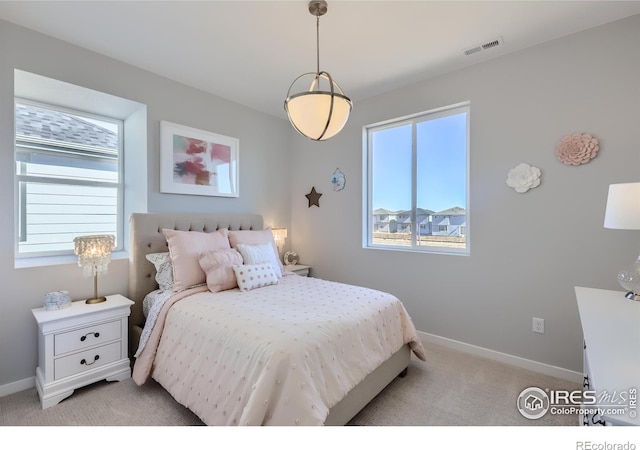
[14,250,128,269]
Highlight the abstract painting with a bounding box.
[160,121,239,197]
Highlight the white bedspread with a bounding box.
[133,275,426,425]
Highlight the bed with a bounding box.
[128,212,426,425]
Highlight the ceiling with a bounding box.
[2,1,640,121]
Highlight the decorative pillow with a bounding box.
[228,228,285,277]
[162,228,231,291]
[236,243,283,279]
[198,249,243,293]
[232,263,279,291]
[145,252,174,292]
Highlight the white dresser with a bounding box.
[32,294,134,408]
[575,286,639,426]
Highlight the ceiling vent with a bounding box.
[463,36,504,56]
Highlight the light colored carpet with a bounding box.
[0,341,579,426]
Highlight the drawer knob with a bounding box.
[80,355,100,366]
[80,332,100,342]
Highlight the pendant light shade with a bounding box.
[284,1,352,141]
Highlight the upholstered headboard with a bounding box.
[127,212,264,353]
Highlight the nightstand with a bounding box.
[31,294,134,409]
[285,264,310,277]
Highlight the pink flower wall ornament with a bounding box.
[506,163,541,193]
[555,133,599,165]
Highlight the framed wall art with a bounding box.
[160,121,239,197]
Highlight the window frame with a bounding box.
[14,98,125,260]
[363,101,470,255]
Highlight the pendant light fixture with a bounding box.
[284,0,352,141]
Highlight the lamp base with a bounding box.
[85,296,107,304]
[624,292,640,302]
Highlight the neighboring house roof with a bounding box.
[435,206,466,215]
[373,207,436,216]
[15,103,117,150]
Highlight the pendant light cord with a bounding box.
[316,14,320,75]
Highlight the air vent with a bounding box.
[463,36,504,56]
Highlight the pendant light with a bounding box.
[284,0,352,141]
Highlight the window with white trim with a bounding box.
[363,102,470,255]
[15,100,123,257]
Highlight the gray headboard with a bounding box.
[128,212,264,336]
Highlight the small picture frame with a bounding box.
[160,121,239,197]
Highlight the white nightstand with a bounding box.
[31,294,134,409]
[285,264,311,277]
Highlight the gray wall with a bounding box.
[1,13,638,391]
[290,14,640,373]
[0,19,291,388]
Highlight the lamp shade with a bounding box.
[604,182,640,230]
[73,234,115,277]
[285,76,352,141]
[271,228,288,248]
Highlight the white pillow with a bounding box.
[236,243,283,279]
[145,252,174,292]
[232,263,279,291]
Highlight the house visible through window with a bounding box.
[15,100,123,257]
[363,102,470,255]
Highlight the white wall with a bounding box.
[290,14,640,373]
[0,19,291,389]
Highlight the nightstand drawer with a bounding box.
[54,341,122,380]
[54,320,121,356]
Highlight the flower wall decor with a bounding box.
[555,133,599,166]
[506,163,541,193]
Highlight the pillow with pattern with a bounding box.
[145,252,174,292]
[228,228,285,277]
[236,243,283,279]
[232,263,279,291]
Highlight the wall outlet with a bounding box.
[532,317,545,334]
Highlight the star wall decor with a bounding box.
[305,186,322,208]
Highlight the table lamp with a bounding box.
[271,228,288,253]
[604,182,640,301]
[73,235,115,304]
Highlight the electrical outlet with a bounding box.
[533,317,545,334]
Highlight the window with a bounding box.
[363,102,469,255]
[15,100,123,257]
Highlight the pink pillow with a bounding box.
[199,249,243,293]
[228,228,285,276]
[162,228,230,291]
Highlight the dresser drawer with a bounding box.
[54,341,122,380]
[54,320,121,355]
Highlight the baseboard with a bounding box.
[0,376,35,398]
[418,331,583,383]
